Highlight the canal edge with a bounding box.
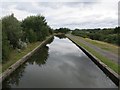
[66,36,119,86]
[0,35,54,83]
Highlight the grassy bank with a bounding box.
[72,36,119,55]
[67,35,119,74]
[83,38,118,55]
[2,41,41,73]
[2,36,52,73]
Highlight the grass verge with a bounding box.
[1,36,53,74]
[84,38,119,55]
[73,36,119,55]
[67,35,119,74]
[2,41,41,73]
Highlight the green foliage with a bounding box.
[2,14,22,48]
[21,15,52,42]
[2,14,23,63]
[2,31,10,63]
[27,29,37,43]
[54,28,70,34]
[2,14,53,63]
[72,27,120,46]
[49,28,54,35]
[114,27,120,33]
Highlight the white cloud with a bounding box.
[1,0,119,2]
[0,0,119,29]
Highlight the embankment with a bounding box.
[67,36,119,86]
[0,36,53,83]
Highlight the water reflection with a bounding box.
[2,37,54,89]
[28,36,54,66]
[55,34,66,39]
[2,36,117,88]
[2,63,27,89]
[28,46,49,66]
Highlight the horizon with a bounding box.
[1,0,119,29]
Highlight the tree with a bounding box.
[54,28,70,34]
[114,27,120,34]
[2,14,53,62]
[27,29,37,43]
[2,31,10,63]
[2,14,22,48]
[21,15,52,41]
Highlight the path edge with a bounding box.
[67,36,119,86]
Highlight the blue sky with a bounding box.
[0,0,119,29]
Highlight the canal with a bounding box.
[2,35,117,88]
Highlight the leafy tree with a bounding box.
[2,31,10,63]
[2,14,22,48]
[54,28,70,34]
[21,15,52,41]
[114,27,120,33]
[27,29,37,43]
[2,14,53,63]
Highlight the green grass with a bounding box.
[83,37,119,55]
[68,36,119,74]
[2,41,41,72]
[1,36,52,73]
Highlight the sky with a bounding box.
[0,0,119,29]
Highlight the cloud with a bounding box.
[1,0,119,2]
[0,0,119,29]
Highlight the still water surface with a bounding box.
[3,36,117,88]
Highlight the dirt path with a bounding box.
[67,34,118,63]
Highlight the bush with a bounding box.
[72,27,120,46]
[2,14,22,49]
[27,29,37,43]
[2,14,53,62]
[2,32,10,63]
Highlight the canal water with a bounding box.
[2,35,117,88]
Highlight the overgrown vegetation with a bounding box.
[72,27,120,46]
[2,14,53,64]
[54,28,70,34]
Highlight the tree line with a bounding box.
[2,14,53,63]
[72,27,120,46]
[54,28,71,34]
[53,26,119,46]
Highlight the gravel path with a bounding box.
[67,34,118,63]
